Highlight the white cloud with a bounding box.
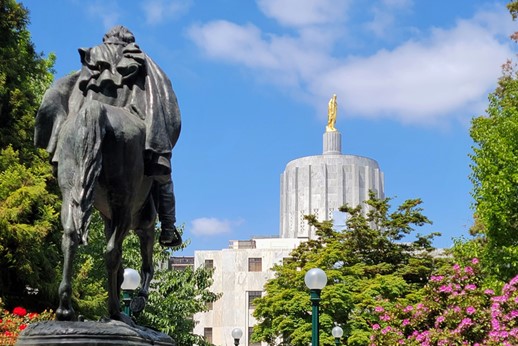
[191,217,244,236]
[364,7,397,38]
[257,0,350,27]
[86,1,121,29]
[188,3,515,125]
[188,21,279,69]
[381,0,413,8]
[364,0,413,38]
[318,20,512,124]
[141,0,192,25]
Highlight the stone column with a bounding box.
[323,131,341,155]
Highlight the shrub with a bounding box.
[0,299,54,345]
[371,259,518,345]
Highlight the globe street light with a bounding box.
[332,325,344,345]
[305,268,327,346]
[231,327,243,346]
[121,268,141,316]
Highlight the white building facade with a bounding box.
[193,238,303,346]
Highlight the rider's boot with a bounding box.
[158,181,182,247]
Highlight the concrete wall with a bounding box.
[193,238,302,346]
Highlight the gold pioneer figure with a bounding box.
[326,93,337,132]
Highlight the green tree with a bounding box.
[469,0,518,282]
[252,192,444,346]
[0,0,60,310]
[123,231,220,346]
[0,0,54,161]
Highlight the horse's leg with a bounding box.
[104,215,133,324]
[56,194,78,321]
[132,223,155,314]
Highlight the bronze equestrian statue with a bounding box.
[34,26,181,324]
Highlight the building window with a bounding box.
[248,291,262,309]
[249,326,261,346]
[169,256,194,271]
[248,257,262,272]
[204,327,213,343]
[204,259,214,269]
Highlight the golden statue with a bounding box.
[326,93,337,132]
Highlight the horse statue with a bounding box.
[34,26,181,324]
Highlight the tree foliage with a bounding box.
[469,1,518,282]
[0,0,60,310]
[123,229,221,346]
[252,192,445,346]
[0,0,54,161]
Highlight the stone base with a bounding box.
[15,320,174,346]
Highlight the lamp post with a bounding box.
[231,327,243,346]
[305,268,327,346]
[332,325,344,346]
[121,268,141,316]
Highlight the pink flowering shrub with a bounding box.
[371,259,518,345]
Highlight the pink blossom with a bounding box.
[466,306,476,314]
[465,284,477,291]
[374,306,384,313]
[403,305,413,313]
[439,285,453,293]
[459,317,472,327]
[471,258,479,264]
[372,324,380,330]
[381,326,391,335]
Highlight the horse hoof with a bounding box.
[56,307,76,321]
[130,296,147,314]
[113,313,136,327]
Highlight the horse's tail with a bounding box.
[71,103,106,245]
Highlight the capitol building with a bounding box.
[191,99,384,345]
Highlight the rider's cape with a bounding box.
[34,41,181,161]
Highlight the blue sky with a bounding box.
[21,0,517,255]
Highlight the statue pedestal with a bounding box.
[323,130,342,155]
[15,320,174,346]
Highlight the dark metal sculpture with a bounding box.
[34,26,181,324]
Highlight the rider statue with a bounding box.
[34,25,181,247]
